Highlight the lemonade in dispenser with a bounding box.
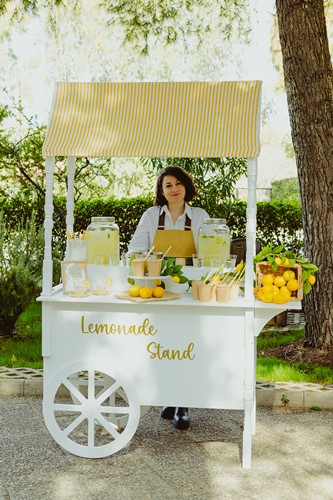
[86,217,119,265]
[198,218,230,266]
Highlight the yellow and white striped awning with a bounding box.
[43,81,262,158]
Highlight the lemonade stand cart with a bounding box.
[39,81,301,468]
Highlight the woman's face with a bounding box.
[161,175,186,205]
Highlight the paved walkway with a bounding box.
[0,396,332,499]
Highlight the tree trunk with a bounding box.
[276,0,333,349]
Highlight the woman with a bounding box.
[128,166,208,260]
[128,166,209,430]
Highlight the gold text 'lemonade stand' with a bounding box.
[39,81,301,468]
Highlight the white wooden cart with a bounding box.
[39,81,301,468]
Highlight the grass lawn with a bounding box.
[1,301,333,384]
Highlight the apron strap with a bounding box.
[158,210,192,231]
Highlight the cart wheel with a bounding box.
[68,372,149,428]
[43,362,140,458]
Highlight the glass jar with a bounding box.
[198,218,230,266]
[86,217,119,265]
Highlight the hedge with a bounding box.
[0,195,303,254]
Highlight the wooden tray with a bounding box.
[115,291,181,303]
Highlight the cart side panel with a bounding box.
[43,302,245,409]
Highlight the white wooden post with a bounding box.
[66,156,76,236]
[244,157,258,301]
[243,308,255,469]
[42,156,55,295]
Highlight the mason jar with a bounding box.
[86,217,119,265]
[197,218,230,266]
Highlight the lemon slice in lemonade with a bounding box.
[215,236,223,245]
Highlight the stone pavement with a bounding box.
[0,396,332,499]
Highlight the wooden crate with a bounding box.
[255,261,303,301]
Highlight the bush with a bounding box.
[228,200,303,253]
[0,213,44,336]
[0,195,304,257]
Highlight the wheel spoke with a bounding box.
[52,403,83,412]
[88,368,95,400]
[62,413,86,437]
[96,413,121,439]
[63,378,86,404]
[96,380,121,405]
[99,405,130,415]
[88,416,95,447]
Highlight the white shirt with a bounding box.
[128,204,209,252]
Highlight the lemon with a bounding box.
[105,278,113,285]
[215,236,223,245]
[153,286,164,298]
[154,279,162,285]
[274,257,282,266]
[129,285,141,297]
[282,258,290,266]
[308,275,316,285]
[211,275,221,282]
[262,284,274,294]
[273,292,290,304]
[280,285,292,297]
[261,274,274,286]
[83,279,90,288]
[283,270,295,282]
[262,292,274,303]
[272,285,280,295]
[274,276,286,288]
[236,262,244,273]
[256,287,265,300]
[139,287,153,299]
[287,279,299,292]
[172,276,181,283]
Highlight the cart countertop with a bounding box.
[37,286,302,311]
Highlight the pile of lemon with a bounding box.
[256,269,299,304]
[128,284,165,299]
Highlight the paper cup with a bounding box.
[216,284,230,303]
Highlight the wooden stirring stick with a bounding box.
[161,245,172,260]
[145,244,155,260]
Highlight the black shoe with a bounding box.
[161,406,176,420]
[172,407,190,430]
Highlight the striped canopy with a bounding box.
[43,81,262,158]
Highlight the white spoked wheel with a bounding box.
[68,372,149,429]
[43,361,140,458]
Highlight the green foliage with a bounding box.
[257,357,333,385]
[161,258,189,284]
[0,212,44,336]
[1,195,305,257]
[0,97,118,203]
[142,157,247,218]
[271,177,301,203]
[0,301,42,368]
[229,200,303,253]
[254,244,318,294]
[102,0,250,54]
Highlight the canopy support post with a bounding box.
[42,156,55,295]
[244,157,257,301]
[66,156,76,236]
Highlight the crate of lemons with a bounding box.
[254,245,318,304]
[127,258,189,300]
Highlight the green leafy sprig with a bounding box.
[254,245,318,295]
